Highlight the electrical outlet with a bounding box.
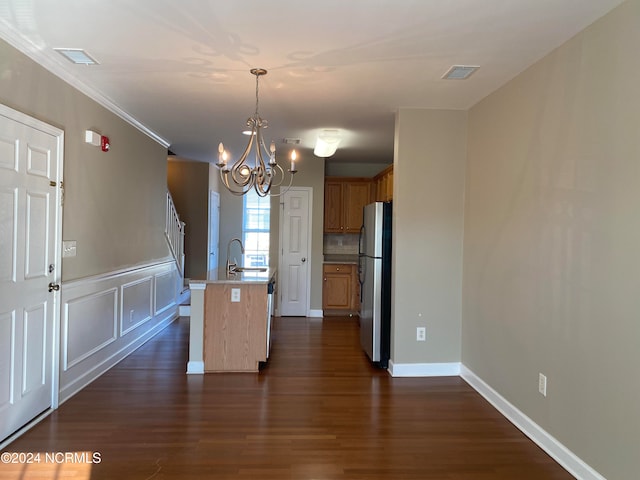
[416,327,426,341]
[538,373,547,397]
[231,288,241,303]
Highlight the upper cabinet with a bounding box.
[324,177,372,233]
[373,165,393,202]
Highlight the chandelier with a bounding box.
[216,68,297,197]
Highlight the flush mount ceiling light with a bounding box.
[442,65,480,80]
[216,68,298,197]
[313,129,342,158]
[54,48,99,65]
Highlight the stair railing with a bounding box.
[166,191,185,277]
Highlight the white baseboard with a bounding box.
[461,365,605,480]
[308,309,323,318]
[187,361,204,374]
[0,408,53,451]
[179,305,191,316]
[388,361,461,377]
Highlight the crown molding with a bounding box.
[0,23,171,148]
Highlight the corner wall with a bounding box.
[167,159,210,279]
[462,1,640,477]
[391,109,466,368]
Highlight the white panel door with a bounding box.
[279,188,311,316]
[0,105,62,443]
[208,190,220,274]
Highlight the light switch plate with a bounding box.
[63,240,77,258]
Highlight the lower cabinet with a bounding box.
[322,263,360,315]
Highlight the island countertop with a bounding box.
[190,267,276,287]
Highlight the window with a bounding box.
[243,190,270,268]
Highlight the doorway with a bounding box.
[278,187,312,316]
[0,104,63,444]
[208,190,220,273]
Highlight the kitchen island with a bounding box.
[187,268,276,373]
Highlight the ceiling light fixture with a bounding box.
[313,129,341,158]
[216,68,297,197]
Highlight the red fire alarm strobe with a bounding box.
[101,136,110,152]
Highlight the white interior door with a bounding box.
[279,188,311,316]
[208,190,220,273]
[0,105,62,443]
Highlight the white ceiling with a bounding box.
[0,0,624,166]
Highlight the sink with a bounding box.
[231,266,267,273]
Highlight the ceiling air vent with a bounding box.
[54,48,99,65]
[282,138,301,145]
[442,65,479,80]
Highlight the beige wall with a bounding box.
[167,159,209,280]
[217,154,325,311]
[392,109,467,364]
[325,161,390,178]
[0,39,171,281]
[271,155,326,311]
[462,1,640,478]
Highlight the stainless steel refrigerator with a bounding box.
[358,201,392,368]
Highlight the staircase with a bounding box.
[166,190,192,315]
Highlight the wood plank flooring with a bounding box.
[1,316,572,480]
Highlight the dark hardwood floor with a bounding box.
[1,316,572,480]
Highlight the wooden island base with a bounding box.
[203,282,269,372]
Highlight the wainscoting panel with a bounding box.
[120,276,153,336]
[59,261,179,403]
[63,288,118,370]
[155,269,178,316]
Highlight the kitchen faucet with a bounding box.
[226,238,245,274]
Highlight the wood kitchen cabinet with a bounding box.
[373,164,393,202]
[322,263,360,315]
[324,177,372,233]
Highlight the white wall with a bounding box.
[462,1,640,478]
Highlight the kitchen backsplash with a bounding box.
[324,234,359,255]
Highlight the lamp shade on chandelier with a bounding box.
[216,68,297,197]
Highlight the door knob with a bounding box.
[301,257,306,263]
[48,282,60,292]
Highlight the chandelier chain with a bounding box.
[255,72,260,116]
